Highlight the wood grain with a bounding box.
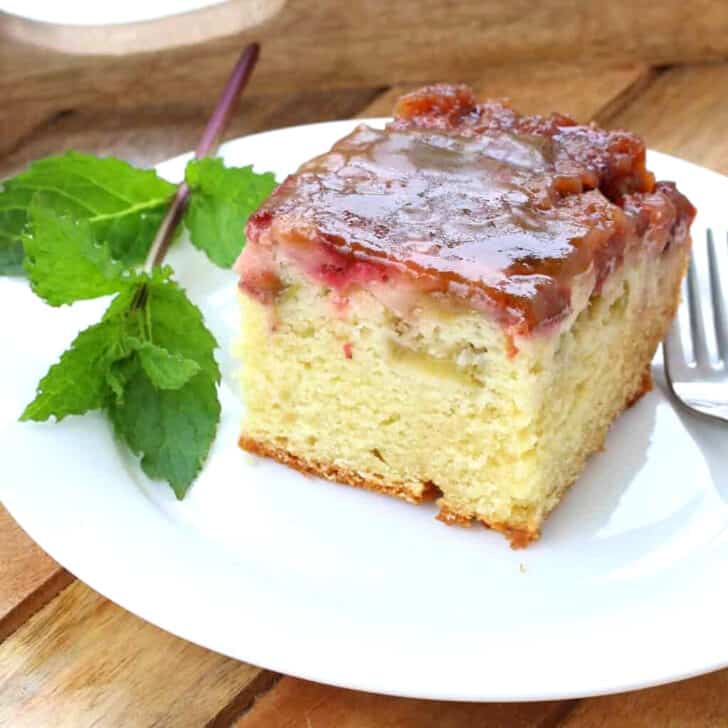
[2,63,650,175]
[560,671,728,727]
[2,1,728,157]
[3,1,728,94]
[233,677,574,728]
[0,86,383,177]
[0,506,72,643]
[0,581,275,727]
[604,63,728,174]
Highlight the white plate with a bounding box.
[2,120,727,702]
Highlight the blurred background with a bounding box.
[2,0,728,178]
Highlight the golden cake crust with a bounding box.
[239,435,440,504]
[240,435,539,546]
[436,503,538,548]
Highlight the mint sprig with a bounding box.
[185,158,277,267]
[23,203,128,305]
[20,318,128,422]
[7,43,269,498]
[21,267,221,497]
[0,153,176,274]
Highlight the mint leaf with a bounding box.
[11,152,231,498]
[184,158,276,267]
[126,336,201,390]
[20,318,126,422]
[139,268,220,383]
[0,152,175,271]
[108,271,220,497]
[22,269,220,497]
[23,204,126,306]
[108,365,219,498]
[106,358,133,403]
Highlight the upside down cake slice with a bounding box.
[234,84,695,547]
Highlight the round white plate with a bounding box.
[2,120,727,702]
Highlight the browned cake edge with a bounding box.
[239,434,541,546]
[239,435,440,504]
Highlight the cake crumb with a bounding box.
[519,563,527,574]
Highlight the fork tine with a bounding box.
[707,229,728,363]
[686,251,711,367]
[664,316,690,379]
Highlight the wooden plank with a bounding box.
[560,670,728,727]
[2,1,728,157]
[359,65,651,123]
[233,677,575,728]
[603,63,728,174]
[0,506,72,643]
[0,581,276,727]
[2,1,727,95]
[1,86,382,177]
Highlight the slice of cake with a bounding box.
[234,84,695,547]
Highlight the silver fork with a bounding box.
[664,229,728,423]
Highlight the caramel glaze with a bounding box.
[243,84,695,334]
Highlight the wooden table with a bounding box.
[3,5,728,725]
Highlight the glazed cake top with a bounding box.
[246,84,694,331]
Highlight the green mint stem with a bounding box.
[142,43,260,274]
